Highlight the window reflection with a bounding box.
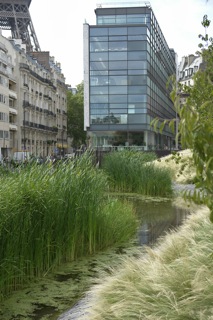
[109,61,127,69]
[109,41,127,51]
[109,52,127,60]
[97,14,150,26]
[88,9,176,132]
[90,61,108,71]
[91,113,127,124]
[90,42,108,52]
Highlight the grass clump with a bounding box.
[154,149,196,184]
[102,150,173,197]
[84,206,213,320]
[0,154,137,299]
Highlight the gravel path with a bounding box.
[172,182,196,193]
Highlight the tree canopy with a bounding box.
[67,82,86,149]
[174,16,213,220]
[152,15,213,220]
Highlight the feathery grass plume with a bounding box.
[153,149,196,184]
[83,206,213,320]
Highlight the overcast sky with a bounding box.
[28,0,213,86]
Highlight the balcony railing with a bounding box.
[23,100,30,108]
[9,107,18,115]
[22,121,58,133]
[20,63,30,70]
[23,83,29,89]
[9,123,18,131]
[9,89,17,99]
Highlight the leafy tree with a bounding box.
[152,15,213,220]
[177,16,213,220]
[67,82,86,148]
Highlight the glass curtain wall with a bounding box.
[88,7,176,149]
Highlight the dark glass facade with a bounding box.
[84,6,176,149]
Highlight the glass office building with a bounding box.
[83,3,176,149]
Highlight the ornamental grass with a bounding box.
[102,150,173,197]
[0,154,137,300]
[84,206,213,320]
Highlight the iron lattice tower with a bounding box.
[0,0,40,52]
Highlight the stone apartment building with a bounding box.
[0,31,67,161]
[178,54,204,104]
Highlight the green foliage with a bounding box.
[0,155,137,299]
[152,16,213,219]
[102,150,173,197]
[178,19,213,219]
[67,82,86,148]
[0,163,11,176]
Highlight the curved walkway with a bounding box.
[172,182,195,194]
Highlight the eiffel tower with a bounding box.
[0,0,40,52]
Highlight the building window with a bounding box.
[128,104,135,114]
[0,112,9,121]
[0,130,9,138]
[86,5,176,147]
[0,94,6,104]
[0,75,7,87]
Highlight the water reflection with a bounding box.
[57,198,190,320]
[0,197,190,320]
[132,199,189,246]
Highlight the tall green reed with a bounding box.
[102,150,173,197]
[0,153,137,299]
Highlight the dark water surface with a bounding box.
[134,198,188,246]
[0,198,189,320]
[58,197,189,320]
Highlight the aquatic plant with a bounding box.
[0,154,137,299]
[101,150,173,197]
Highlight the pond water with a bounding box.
[134,197,188,246]
[58,197,189,320]
[0,197,190,320]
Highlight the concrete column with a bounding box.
[144,131,148,150]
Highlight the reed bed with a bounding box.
[0,154,137,299]
[84,206,213,320]
[102,150,173,197]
